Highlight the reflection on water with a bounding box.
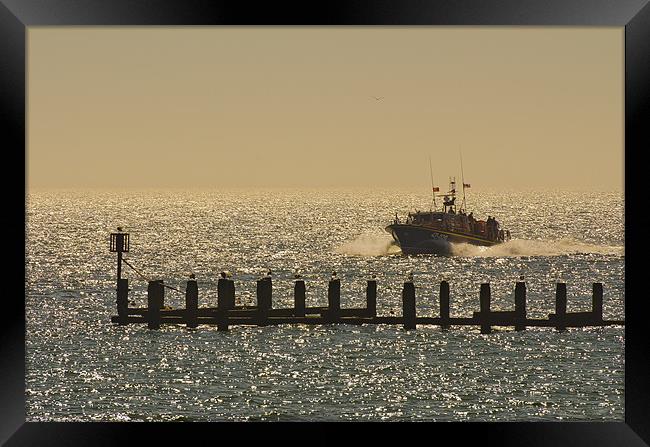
[26,188,624,421]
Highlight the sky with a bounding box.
[27,27,623,190]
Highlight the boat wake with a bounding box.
[450,238,624,258]
[335,233,401,256]
[336,234,623,258]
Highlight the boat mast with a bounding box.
[449,176,457,213]
[428,156,437,211]
[460,149,467,212]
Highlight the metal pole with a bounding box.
[460,149,467,212]
[429,156,437,211]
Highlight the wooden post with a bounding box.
[402,281,416,330]
[294,279,306,317]
[327,278,341,322]
[227,279,236,309]
[216,277,230,331]
[555,282,567,331]
[256,278,272,325]
[159,280,165,309]
[366,279,377,318]
[116,278,129,325]
[217,278,230,310]
[217,315,229,331]
[514,281,527,331]
[440,281,450,330]
[147,280,163,330]
[256,279,264,324]
[185,277,198,329]
[592,283,603,322]
[264,277,273,309]
[479,283,491,334]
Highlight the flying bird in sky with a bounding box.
[371,96,384,101]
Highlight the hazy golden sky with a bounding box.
[28,27,623,190]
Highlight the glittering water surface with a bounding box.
[26,188,624,421]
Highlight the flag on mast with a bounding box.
[463,183,471,188]
[432,187,439,192]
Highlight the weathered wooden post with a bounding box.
[147,280,163,330]
[555,282,567,331]
[217,277,227,308]
[185,274,198,329]
[366,278,377,318]
[592,283,603,323]
[327,276,341,322]
[440,281,450,330]
[216,275,230,331]
[402,281,416,330]
[217,276,234,310]
[514,281,527,331]
[256,277,272,325]
[263,277,273,309]
[479,283,492,334]
[116,278,129,325]
[294,279,306,317]
[216,316,229,331]
[227,279,236,309]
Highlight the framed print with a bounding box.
[3,0,649,444]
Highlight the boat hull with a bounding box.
[385,224,499,255]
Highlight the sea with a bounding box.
[25,188,624,421]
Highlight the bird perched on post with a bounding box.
[117,226,123,232]
[266,269,272,279]
[220,271,227,279]
[370,274,377,280]
[519,275,525,281]
[294,270,302,280]
[189,273,196,279]
[331,271,338,280]
[407,272,414,282]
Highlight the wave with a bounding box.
[450,238,624,257]
[336,234,623,258]
[335,233,401,256]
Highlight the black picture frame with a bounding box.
[3,0,649,444]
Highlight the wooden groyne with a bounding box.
[109,230,624,333]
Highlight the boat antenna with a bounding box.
[460,148,467,212]
[428,156,437,211]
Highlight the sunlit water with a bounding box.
[25,188,624,421]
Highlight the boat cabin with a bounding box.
[399,209,509,242]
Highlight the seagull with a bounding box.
[189,273,196,279]
[371,96,384,101]
[220,271,227,279]
[407,272,414,282]
[331,271,338,280]
[294,271,302,279]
